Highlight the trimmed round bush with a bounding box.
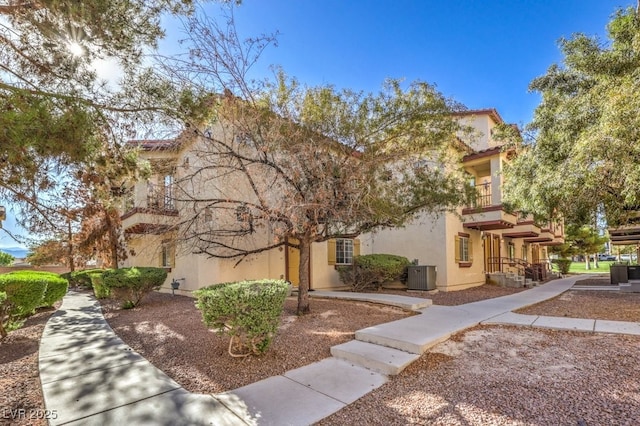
[102,267,167,308]
[0,271,49,315]
[195,279,289,356]
[5,272,70,307]
[338,254,411,291]
[0,271,59,338]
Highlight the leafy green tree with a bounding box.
[503,5,640,226]
[0,252,14,266]
[161,11,473,314]
[551,224,608,270]
[0,1,225,263]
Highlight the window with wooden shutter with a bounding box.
[455,234,472,265]
[329,238,358,265]
[327,239,336,265]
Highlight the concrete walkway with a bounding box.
[40,276,640,425]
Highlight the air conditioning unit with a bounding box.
[407,265,437,290]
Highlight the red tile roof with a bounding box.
[452,108,504,124]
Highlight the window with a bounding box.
[161,241,175,269]
[327,238,361,265]
[163,175,175,210]
[508,242,515,260]
[336,239,353,265]
[521,244,528,262]
[455,234,473,264]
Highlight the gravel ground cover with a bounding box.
[516,276,640,322]
[318,325,640,425]
[100,292,411,394]
[3,279,640,426]
[0,307,57,426]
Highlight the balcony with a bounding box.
[121,194,178,235]
[501,213,541,238]
[524,229,554,244]
[461,183,517,230]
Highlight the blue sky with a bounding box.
[0,0,633,249]
[210,0,632,126]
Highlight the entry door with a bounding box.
[286,238,300,287]
[531,244,540,263]
[492,235,501,269]
[483,233,502,273]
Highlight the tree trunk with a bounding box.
[593,253,599,269]
[296,238,311,315]
[585,254,590,270]
[104,209,119,269]
[67,218,75,272]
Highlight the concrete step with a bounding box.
[331,340,420,375]
[619,282,640,293]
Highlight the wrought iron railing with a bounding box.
[472,182,492,208]
[487,257,552,282]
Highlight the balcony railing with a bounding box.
[147,193,176,211]
[471,182,492,208]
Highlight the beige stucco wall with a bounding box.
[457,113,500,150]
[443,213,485,291]
[369,213,447,286]
[124,230,373,294]
[368,212,485,291]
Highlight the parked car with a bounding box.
[588,254,617,261]
[598,254,617,261]
[620,254,637,262]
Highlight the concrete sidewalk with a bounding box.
[40,277,640,425]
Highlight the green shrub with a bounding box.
[63,268,107,289]
[337,266,381,292]
[195,279,289,356]
[552,258,572,275]
[0,272,49,338]
[4,272,69,308]
[41,276,68,307]
[89,273,110,299]
[102,267,167,308]
[338,254,411,291]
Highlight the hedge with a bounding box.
[41,276,68,307]
[0,271,67,338]
[8,271,70,308]
[61,268,108,289]
[89,272,110,299]
[195,279,289,356]
[102,267,167,308]
[338,254,411,291]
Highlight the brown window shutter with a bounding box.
[354,239,361,257]
[469,239,473,262]
[455,235,461,263]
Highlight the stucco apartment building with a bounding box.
[120,109,564,294]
